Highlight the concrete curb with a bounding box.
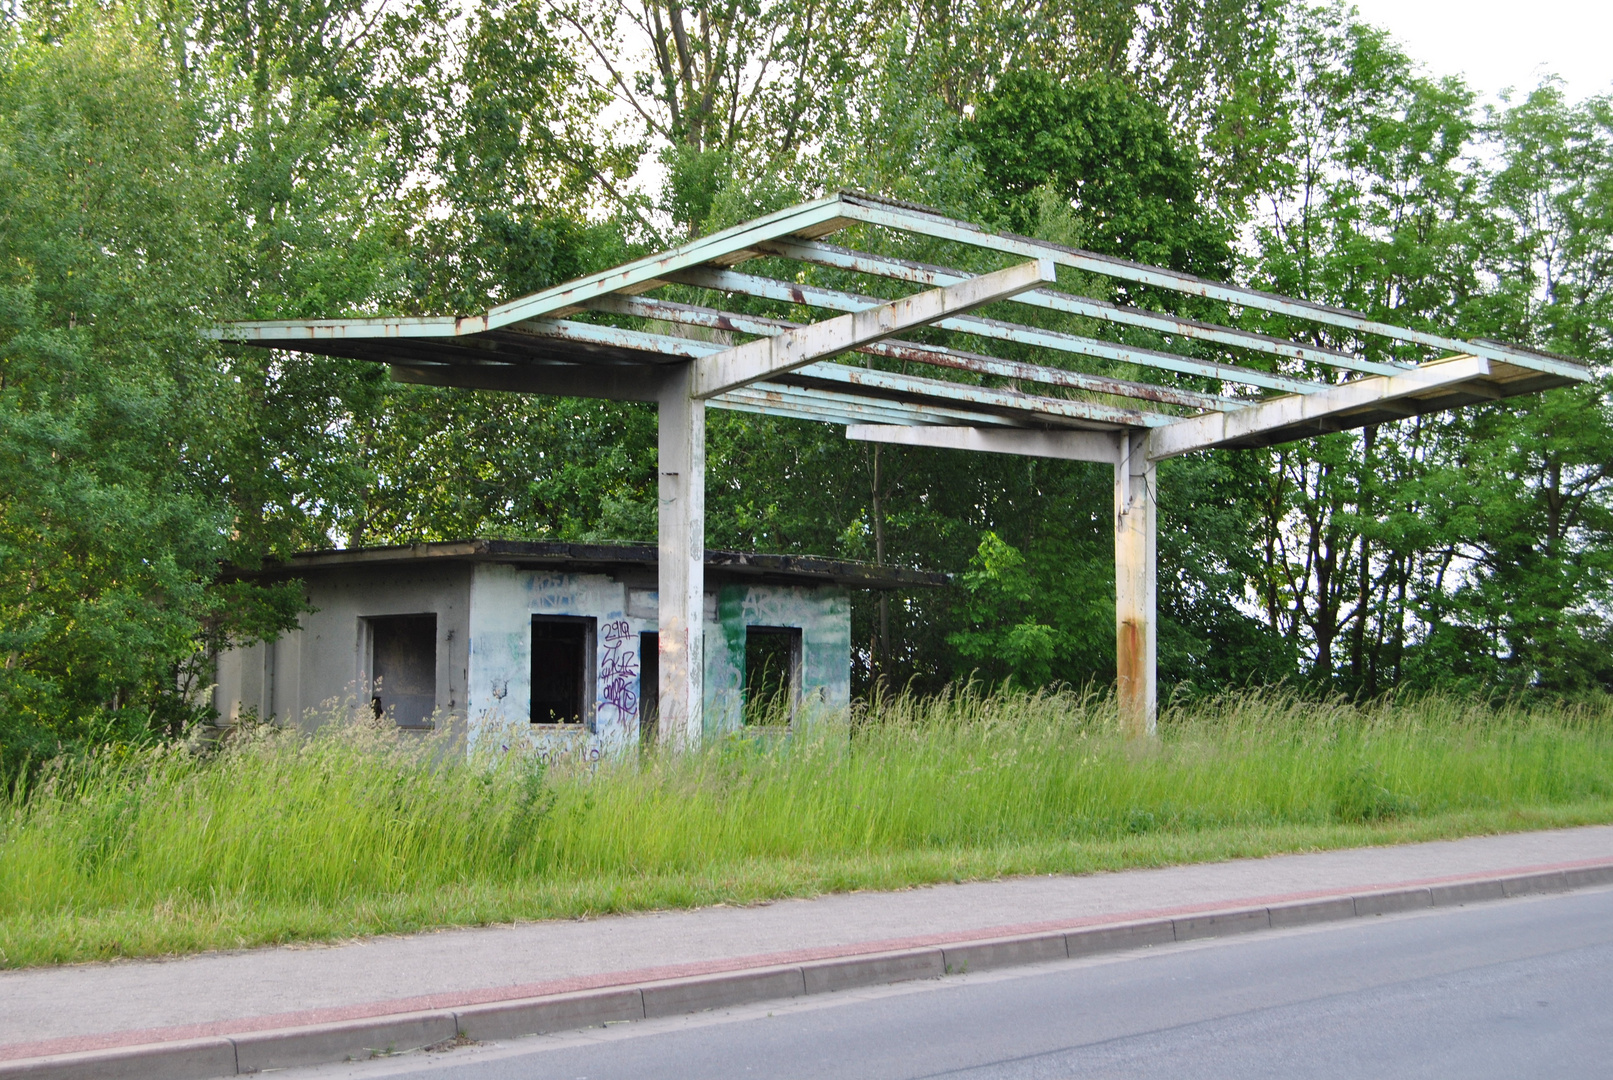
[6,861,1613,1079]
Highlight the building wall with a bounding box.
[465,563,647,760]
[465,566,852,757]
[215,561,853,758]
[214,564,472,731]
[704,582,852,735]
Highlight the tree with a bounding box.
[0,11,299,774]
[961,68,1232,277]
[1409,85,1613,693]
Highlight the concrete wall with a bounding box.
[215,561,852,758]
[214,564,472,731]
[704,583,852,736]
[464,563,650,760]
[465,568,851,755]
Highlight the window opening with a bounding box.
[369,614,437,728]
[744,626,801,726]
[639,631,659,746]
[531,617,594,726]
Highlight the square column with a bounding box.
[1115,430,1157,737]
[657,363,706,747]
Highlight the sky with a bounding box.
[1344,0,1613,104]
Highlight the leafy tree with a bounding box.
[1243,4,1487,690]
[0,12,299,774]
[961,69,1232,277]
[948,532,1109,688]
[1408,86,1613,693]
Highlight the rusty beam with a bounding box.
[753,238,1406,378]
[587,294,1234,413]
[667,266,1323,396]
[691,260,1056,398]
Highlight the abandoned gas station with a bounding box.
[217,191,1588,745]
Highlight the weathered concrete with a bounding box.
[0,1038,238,1080]
[801,950,945,994]
[1114,431,1156,737]
[1267,896,1357,927]
[1355,888,1433,916]
[1172,907,1269,941]
[706,583,851,733]
[657,364,707,748]
[941,933,1068,973]
[230,1012,456,1072]
[218,551,855,758]
[640,967,806,1018]
[453,988,646,1043]
[217,564,473,730]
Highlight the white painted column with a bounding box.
[657,363,706,748]
[1114,430,1157,737]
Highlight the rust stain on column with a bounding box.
[1117,618,1146,737]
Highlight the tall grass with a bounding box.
[4,688,1613,968]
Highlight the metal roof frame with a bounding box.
[217,190,1589,454]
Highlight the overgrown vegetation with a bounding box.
[5,689,1613,968]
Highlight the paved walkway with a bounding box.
[4,825,1612,1060]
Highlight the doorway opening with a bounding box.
[744,626,801,726]
[639,631,659,746]
[367,614,437,728]
[531,616,594,726]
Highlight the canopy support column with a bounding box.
[658,363,706,748]
[1115,431,1157,738]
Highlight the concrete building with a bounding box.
[215,540,943,756]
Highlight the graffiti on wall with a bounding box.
[597,617,639,729]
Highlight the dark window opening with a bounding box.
[532,617,594,725]
[744,626,801,726]
[370,614,437,728]
[639,631,659,746]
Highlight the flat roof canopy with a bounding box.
[216,191,1588,456]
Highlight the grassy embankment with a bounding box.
[4,688,1613,968]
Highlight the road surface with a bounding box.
[284,886,1613,1080]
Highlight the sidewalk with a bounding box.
[4,824,1613,1071]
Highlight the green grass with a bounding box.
[5,687,1613,969]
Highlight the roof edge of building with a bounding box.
[225,539,950,590]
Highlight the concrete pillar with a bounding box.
[1115,430,1157,737]
[657,363,706,747]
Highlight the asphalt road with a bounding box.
[289,886,1613,1080]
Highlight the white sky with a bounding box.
[1344,0,1613,104]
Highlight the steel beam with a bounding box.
[516,319,717,359]
[787,363,1164,427]
[487,195,852,331]
[496,317,1143,427]
[668,267,1322,396]
[209,315,462,342]
[837,194,1591,383]
[588,293,1238,412]
[1147,354,1493,459]
[845,425,1120,462]
[690,260,1056,398]
[719,382,1026,427]
[390,363,661,402]
[754,238,1408,378]
[715,392,948,427]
